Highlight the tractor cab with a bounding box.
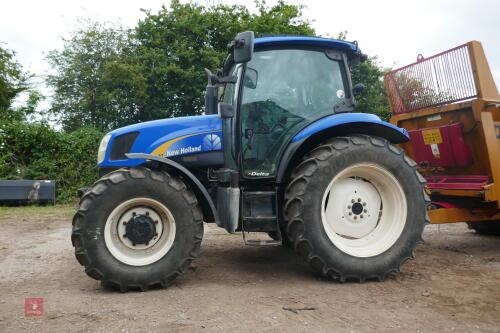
[202,32,406,240]
[206,32,365,179]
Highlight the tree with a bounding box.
[335,32,391,120]
[46,20,143,131]
[350,57,391,120]
[0,45,40,121]
[47,1,314,131]
[47,1,394,129]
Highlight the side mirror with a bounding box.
[218,102,234,119]
[229,31,254,64]
[244,67,258,89]
[353,83,365,97]
[204,68,218,115]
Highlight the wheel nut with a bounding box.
[360,214,364,219]
[155,232,158,236]
[154,220,159,224]
[145,212,149,216]
[357,198,361,202]
[364,209,367,213]
[122,221,127,225]
[351,199,355,203]
[363,202,367,206]
[348,212,352,216]
[123,234,127,238]
[348,205,352,209]
[132,212,136,216]
[354,216,358,220]
[145,242,149,246]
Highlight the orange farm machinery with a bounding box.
[385,41,500,234]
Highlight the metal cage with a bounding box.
[384,44,478,114]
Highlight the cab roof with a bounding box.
[254,36,359,53]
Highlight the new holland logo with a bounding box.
[203,133,222,150]
[165,145,201,157]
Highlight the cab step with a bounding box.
[241,190,282,246]
[243,237,282,246]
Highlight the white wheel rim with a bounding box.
[321,163,407,257]
[104,198,176,266]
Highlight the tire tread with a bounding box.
[71,167,203,291]
[284,135,429,282]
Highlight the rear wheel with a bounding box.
[71,167,203,292]
[467,221,500,236]
[284,135,429,281]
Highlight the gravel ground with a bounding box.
[0,205,499,332]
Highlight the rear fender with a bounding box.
[126,153,219,224]
[276,113,409,183]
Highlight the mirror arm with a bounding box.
[204,68,218,115]
[216,75,237,84]
[218,102,235,119]
[205,68,236,85]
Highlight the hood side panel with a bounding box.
[100,115,223,168]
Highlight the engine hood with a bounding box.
[99,114,222,168]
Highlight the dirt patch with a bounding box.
[0,206,499,332]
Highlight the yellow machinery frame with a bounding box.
[386,41,500,224]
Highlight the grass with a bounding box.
[0,204,76,219]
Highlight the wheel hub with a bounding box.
[125,214,157,245]
[345,197,369,222]
[321,163,408,258]
[325,177,381,238]
[116,206,164,250]
[351,202,364,215]
[105,199,176,266]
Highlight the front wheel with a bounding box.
[284,135,429,282]
[71,167,203,292]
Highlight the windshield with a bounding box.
[242,48,348,118]
[240,48,349,177]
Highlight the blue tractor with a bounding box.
[72,32,428,291]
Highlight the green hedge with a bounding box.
[0,120,103,202]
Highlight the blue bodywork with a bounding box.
[254,36,358,52]
[99,36,407,170]
[99,112,407,169]
[99,115,222,168]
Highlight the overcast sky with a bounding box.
[1,0,499,100]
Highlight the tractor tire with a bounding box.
[467,221,500,236]
[284,135,429,282]
[71,167,203,292]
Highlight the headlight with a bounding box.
[97,133,112,164]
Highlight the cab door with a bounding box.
[239,48,351,178]
[219,65,242,170]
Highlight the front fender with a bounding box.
[276,113,409,182]
[126,153,219,225]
